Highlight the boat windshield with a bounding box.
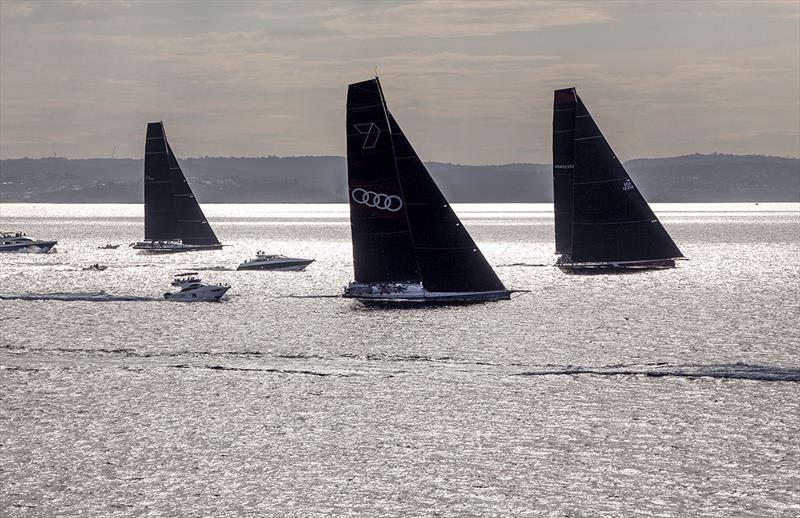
[251,253,285,260]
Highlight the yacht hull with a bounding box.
[0,241,57,253]
[558,258,678,274]
[343,289,512,306]
[237,259,314,271]
[164,285,229,302]
[133,242,223,253]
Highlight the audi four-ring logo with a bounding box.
[351,188,403,212]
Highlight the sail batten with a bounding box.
[552,88,683,264]
[575,219,658,226]
[574,178,630,185]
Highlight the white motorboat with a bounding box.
[237,250,314,271]
[163,272,229,302]
[0,231,57,253]
[82,263,108,271]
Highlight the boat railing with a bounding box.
[345,282,411,295]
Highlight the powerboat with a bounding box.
[97,244,120,250]
[343,282,510,305]
[0,231,57,253]
[82,263,108,271]
[163,272,229,302]
[237,250,314,271]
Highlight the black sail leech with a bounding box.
[143,122,220,246]
[166,142,219,245]
[346,78,505,293]
[144,122,179,241]
[552,88,684,263]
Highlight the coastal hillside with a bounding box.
[0,154,797,203]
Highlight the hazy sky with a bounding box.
[1,0,798,164]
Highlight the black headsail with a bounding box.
[165,141,219,246]
[143,122,219,246]
[552,88,683,263]
[144,122,179,241]
[347,78,505,293]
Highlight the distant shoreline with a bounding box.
[1,153,798,204]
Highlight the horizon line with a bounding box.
[1,151,798,166]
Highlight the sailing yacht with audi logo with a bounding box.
[342,77,514,305]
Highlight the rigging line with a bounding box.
[348,103,384,111]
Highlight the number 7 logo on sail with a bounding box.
[353,123,381,149]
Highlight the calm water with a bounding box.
[1,203,799,516]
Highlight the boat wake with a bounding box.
[340,352,503,367]
[514,363,800,383]
[498,263,552,267]
[5,342,795,383]
[283,294,341,299]
[168,364,351,377]
[4,248,58,254]
[0,291,159,302]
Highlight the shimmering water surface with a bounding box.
[1,203,799,516]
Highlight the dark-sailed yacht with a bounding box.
[342,77,511,304]
[552,87,684,272]
[132,122,222,253]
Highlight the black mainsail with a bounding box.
[141,122,220,249]
[552,88,683,266]
[346,79,420,284]
[346,78,507,298]
[144,122,179,242]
